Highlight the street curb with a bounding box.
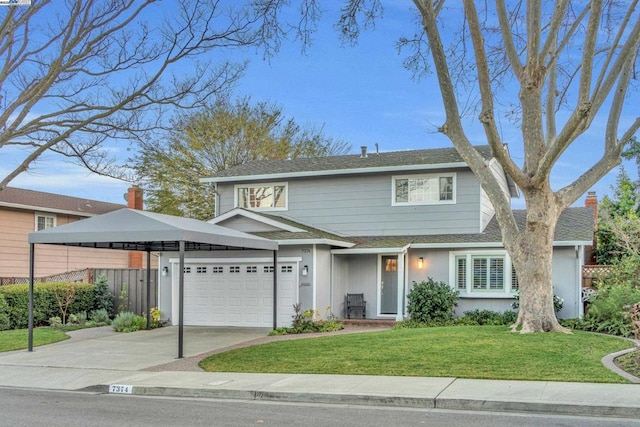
[96,385,640,419]
[601,339,640,384]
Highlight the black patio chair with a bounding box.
[346,293,366,319]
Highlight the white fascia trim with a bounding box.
[408,240,592,249]
[209,208,304,232]
[0,202,100,217]
[410,242,504,249]
[332,245,410,255]
[169,256,303,264]
[200,162,469,184]
[276,239,355,248]
[553,240,593,247]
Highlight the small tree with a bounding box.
[93,274,114,317]
[53,284,76,325]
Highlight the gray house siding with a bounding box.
[331,254,378,318]
[315,245,333,315]
[217,169,484,236]
[334,246,581,320]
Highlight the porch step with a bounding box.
[341,319,397,328]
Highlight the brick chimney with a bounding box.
[127,185,143,210]
[584,191,598,265]
[585,191,598,222]
[127,186,144,268]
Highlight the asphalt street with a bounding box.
[2,388,639,427]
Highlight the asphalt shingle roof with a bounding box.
[249,207,594,248]
[0,187,125,216]
[209,145,494,179]
[346,207,594,248]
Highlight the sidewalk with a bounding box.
[0,326,638,419]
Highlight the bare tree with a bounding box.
[330,1,640,332]
[0,0,308,189]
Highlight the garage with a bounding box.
[170,260,298,328]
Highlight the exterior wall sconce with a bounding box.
[418,257,424,269]
[302,265,308,276]
[162,266,169,276]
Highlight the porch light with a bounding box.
[162,266,169,276]
[418,257,424,269]
[385,258,397,272]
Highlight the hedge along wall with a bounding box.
[0,282,94,329]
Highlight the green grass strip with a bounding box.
[0,327,69,352]
[200,326,632,383]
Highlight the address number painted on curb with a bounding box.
[109,384,133,394]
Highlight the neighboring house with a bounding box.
[156,146,594,327]
[0,186,147,279]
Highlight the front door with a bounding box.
[380,255,398,315]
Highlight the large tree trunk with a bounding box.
[508,190,570,333]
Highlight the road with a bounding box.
[2,387,639,427]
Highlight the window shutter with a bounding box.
[455,256,466,290]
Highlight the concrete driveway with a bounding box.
[0,326,271,371]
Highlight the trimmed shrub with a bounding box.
[93,274,114,316]
[90,308,110,325]
[407,278,458,323]
[0,294,10,331]
[0,282,94,329]
[112,311,146,333]
[461,309,517,325]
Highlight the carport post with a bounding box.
[178,240,185,358]
[146,249,151,330]
[28,243,34,352]
[273,250,278,330]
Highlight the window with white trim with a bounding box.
[451,251,517,295]
[235,183,287,210]
[392,173,455,205]
[35,214,56,231]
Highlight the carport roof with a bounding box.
[28,208,278,252]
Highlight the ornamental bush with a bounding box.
[580,281,640,337]
[93,274,114,317]
[407,278,458,323]
[0,294,10,331]
[112,311,146,333]
[0,282,94,329]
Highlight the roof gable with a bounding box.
[0,187,124,217]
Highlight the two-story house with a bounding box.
[156,146,594,327]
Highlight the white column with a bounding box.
[396,253,405,321]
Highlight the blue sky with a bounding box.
[4,2,637,209]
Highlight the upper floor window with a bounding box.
[235,183,287,210]
[35,214,55,231]
[392,173,456,206]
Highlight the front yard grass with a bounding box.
[0,327,69,352]
[199,326,633,383]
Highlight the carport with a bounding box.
[27,208,278,358]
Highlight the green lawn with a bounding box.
[0,327,69,352]
[199,326,633,383]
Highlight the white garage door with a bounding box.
[173,262,298,327]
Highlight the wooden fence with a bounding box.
[93,268,158,316]
[1,268,158,316]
